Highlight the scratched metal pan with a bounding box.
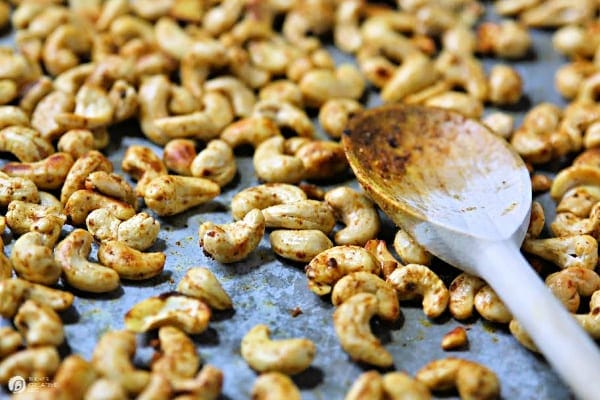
[0,12,575,400]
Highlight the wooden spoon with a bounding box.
[343,104,600,400]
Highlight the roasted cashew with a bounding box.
[0,346,60,386]
[57,129,95,159]
[98,240,165,280]
[270,229,333,263]
[448,272,486,320]
[14,299,64,347]
[55,84,115,130]
[85,378,128,400]
[144,175,220,216]
[259,80,304,108]
[333,292,394,367]
[124,293,211,334]
[0,126,54,163]
[31,89,76,141]
[482,112,515,139]
[388,264,449,319]
[525,201,546,240]
[155,16,193,60]
[6,199,64,236]
[11,230,62,286]
[121,145,167,197]
[199,208,265,264]
[295,140,348,181]
[253,100,315,138]
[153,110,219,143]
[84,170,137,207]
[138,74,171,145]
[476,20,532,59]
[0,278,73,318]
[318,98,363,139]
[253,136,306,183]
[204,76,255,118]
[251,372,301,400]
[520,0,596,28]
[415,357,500,400]
[86,209,160,251]
[299,64,365,107]
[522,234,598,270]
[2,152,74,191]
[443,25,477,55]
[425,91,484,119]
[55,229,120,293]
[282,1,334,51]
[573,289,600,339]
[190,139,237,187]
[241,324,316,375]
[325,187,380,246]
[345,370,384,400]
[48,355,98,400]
[474,286,512,324]
[152,326,199,385]
[553,24,600,59]
[177,267,233,311]
[0,327,22,360]
[554,61,597,100]
[488,64,523,105]
[0,79,17,105]
[179,38,228,99]
[381,52,439,103]
[261,199,335,234]
[441,326,469,351]
[220,116,281,150]
[332,272,400,322]
[0,173,39,207]
[0,106,28,129]
[393,228,432,266]
[364,239,403,279]
[163,138,196,176]
[231,183,307,221]
[545,267,600,312]
[64,189,136,226]
[42,23,93,76]
[91,330,150,395]
[550,207,600,238]
[306,245,381,296]
[52,63,94,95]
[61,149,113,205]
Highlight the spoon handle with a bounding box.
[476,240,600,400]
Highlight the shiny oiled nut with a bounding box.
[476,20,531,59]
[190,139,237,187]
[0,327,22,360]
[259,80,304,108]
[86,209,160,251]
[253,136,306,184]
[60,149,113,205]
[91,330,150,395]
[55,229,120,293]
[64,189,136,225]
[482,112,514,139]
[220,116,281,150]
[545,266,600,312]
[381,52,439,103]
[0,106,29,129]
[49,355,98,400]
[163,138,196,176]
[121,145,168,197]
[448,273,486,320]
[253,100,315,138]
[11,231,62,286]
[387,264,449,319]
[318,98,363,139]
[0,278,73,318]
[251,372,301,400]
[270,229,333,263]
[488,65,523,105]
[415,358,500,400]
[0,346,60,385]
[84,170,137,207]
[299,64,365,107]
[124,293,211,334]
[241,324,316,375]
[199,209,265,264]
[6,199,65,236]
[325,187,380,246]
[441,327,469,351]
[231,183,307,221]
[393,228,432,266]
[425,92,484,119]
[152,326,200,384]
[31,90,75,141]
[0,126,54,163]
[0,174,39,207]
[295,140,348,181]
[573,289,600,339]
[305,245,381,296]
[14,299,64,347]
[204,75,256,118]
[344,370,384,400]
[56,129,95,159]
[435,51,488,101]
[552,24,600,59]
[98,240,165,280]
[333,293,394,368]
[522,234,598,270]
[2,152,74,191]
[364,239,403,278]
[332,272,400,322]
[177,267,233,310]
[56,84,115,130]
[143,175,220,216]
[549,209,600,238]
[383,372,432,400]
[474,286,512,323]
[262,199,336,233]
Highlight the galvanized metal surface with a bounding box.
[0,10,577,400]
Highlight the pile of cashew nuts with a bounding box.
[0,0,598,399]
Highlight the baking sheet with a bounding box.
[0,6,577,400]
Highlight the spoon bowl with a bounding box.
[343,104,600,400]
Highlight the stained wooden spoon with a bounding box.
[343,104,600,400]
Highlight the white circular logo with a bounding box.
[7,376,26,393]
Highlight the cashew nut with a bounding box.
[163,138,196,176]
[251,372,301,400]
[441,326,469,351]
[261,199,335,233]
[2,152,74,191]
[143,175,220,216]
[476,20,532,59]
[61,149,113,205]
[11,230,63,286]
[270,229,333,263]
[85,378,127,400]
[97,240,165,280]
[14,299,64,347]
[86,209,160,251]
[294,139,348,181]
[49,355,98,400]
[204,75,256,118]
[0,346,60,386]
[0,327,22,360]
[177,267,233,311]
[190,139,237,187]
[220,116,281,150]
[545,266,600,312]
[345,370,384,400]
[0,278,74,318]
[199,208,265,264]
[387,264,449,319]
[253,136,306,183]
[522,234,598,270]
[318,98,363,139]
[393,228,432,266]
[253,100,315,138]
[152,326,199,386]
[474,285,512,324]
[121,144,167,197]
[56,84,115,129]
[364,239,403,279]
[0,126,54,163]
[482,112,515,139]
[124,293,211,334]
[241,324,316,375]
[231,183,307,221]
[6,199,65,236]
[84,170,137,207]
[31,90,75,141]
[448,272,486,320]
[64,189,136,225]
[325,187,380,246]
[299,64,365,107]
[333,292,394,367]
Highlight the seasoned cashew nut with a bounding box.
[31,90,75,142]
[393,228,432,266]
[199,208,265,264]
[364,239,403,278]
[251,372,301,400]
[262,199,336,233]
[220,116,281,150]
[333,292,394,368]
[152,326,200,385]
[448,272,486,320]
[574,290,600,339]
[144,175,220,216]
[92,330,150,395]
[177,267,233,310]
[84,170,137,207]
[64,189,136,225]
[383,372,432,400]
[295,140,348,181]
[6,199,65,236]
[57,129,95,159]
[204,76,255,118]
[42,23,93,76]
[299,64,365,107]
[0,327,22,359]
[2,152,74,190]
[170,364,223,398]
[253,136,306,183]
[488,64,523,106]
[332,272,400,322]
[270,229,333,262]
[241,324,316,375]
[381,52,439,103]
[325,187,380,246]
[137,373,172,400]
[0,106,29,129]
[318,98,363,139]
[253,100,315,138]
[545,267,600,312]
[49,355,98,400]
[124,293,211,334]
[550,164,600,201]
[121,145,168,197]
[55,229,120,293]
[85,378,127,400]
[441,326,469,351]
[476,20,532,59]
[345,370,384,400]
[520,0,596,28]
[474,285,512,323]
[0,346,60,385]
[86,209,160,251]
[0,173,39,206]
[11,231,62,285]
[0,126,54,163]
[56,84,115,129]
[415,358,500,400]
[163,138,196,176]
[190,139,237,187]
[0,278,74,318]
[526,201,546,239]
[522,234,598,270]
[387,264,449,319]
[305,245,381,296]
[259,80,303,108]
[61,150,113,205]
[482,112,514,139]
[550,207,600,238]
[98,240,165,280]
[14,299,64,347]
[231,183,307,221]
[424,91,484,119]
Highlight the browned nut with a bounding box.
[98,240,165,280]
[0,278,74,318]
[441,326,469,351]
